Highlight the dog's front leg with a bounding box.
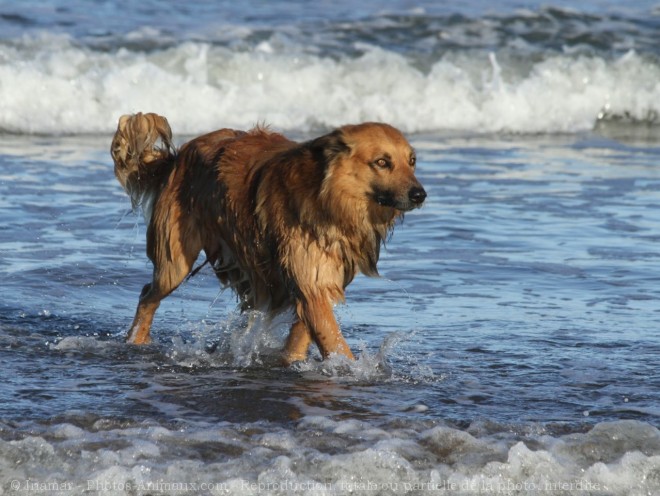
[296,295,354,360]
[282,320,313,365]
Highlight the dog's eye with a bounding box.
[410,155,416,168]
[374,158,390,169]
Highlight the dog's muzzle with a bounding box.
[408,186,427,207]
[372,185,427,211]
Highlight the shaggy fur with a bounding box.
[111,112,426,364]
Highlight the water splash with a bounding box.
[164,310,291,369]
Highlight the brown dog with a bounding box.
[111,113,426,364]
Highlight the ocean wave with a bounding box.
[1,34,660,135]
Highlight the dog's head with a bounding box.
[315,123,426,215]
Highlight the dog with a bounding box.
[111,113,426,364]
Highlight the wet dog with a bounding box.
[111,113,426,364]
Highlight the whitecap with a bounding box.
[2,35,660,135]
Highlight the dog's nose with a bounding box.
[408,186,427,205]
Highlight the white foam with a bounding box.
[1,418,659,495]
[2,34,659,135]
[51,423,86,439]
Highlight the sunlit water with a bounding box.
[1,0,660,494]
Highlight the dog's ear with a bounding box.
[308,129,350,169]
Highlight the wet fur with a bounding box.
[111,112,426,364]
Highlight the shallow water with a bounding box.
[1,131,660,494]
[2,0,660,494]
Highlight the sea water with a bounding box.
[1,1,659,495]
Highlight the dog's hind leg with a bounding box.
[127,220,202,344]
[126,260,194,344]
[126,282,161,344]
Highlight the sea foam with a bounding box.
[2,417,659,495]
[1,34,659,135]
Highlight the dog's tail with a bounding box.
[110,112,175,213]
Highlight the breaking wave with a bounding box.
[1,33,660,135]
